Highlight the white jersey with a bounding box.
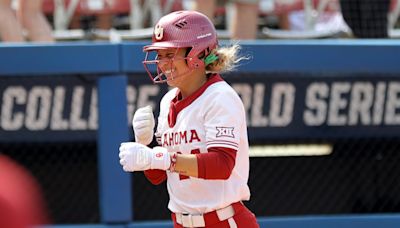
[156,74,251,214]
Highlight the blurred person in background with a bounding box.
[194,0,260,39]
[0,154,50,228]
[119,10,259,228]
[340,0,391,38]
[0,0,54,42]
[270,0,348,33]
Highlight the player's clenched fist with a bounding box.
[133,106,155,145]
[119,142,171,172]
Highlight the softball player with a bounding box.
[119,10,259,228]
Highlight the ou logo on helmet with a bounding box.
[154,24,164,40]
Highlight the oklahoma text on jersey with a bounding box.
[162,129,201,147]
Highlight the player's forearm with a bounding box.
[174,154,199,178]
[173,147,236,180]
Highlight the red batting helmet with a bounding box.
[143,10,218,83]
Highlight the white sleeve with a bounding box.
[204,90,244,151]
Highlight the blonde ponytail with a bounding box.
[205,43,250,73]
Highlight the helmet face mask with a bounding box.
[142,11,218,84]
[143,48,195,83]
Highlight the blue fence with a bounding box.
[1,40,400,228]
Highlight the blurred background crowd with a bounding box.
[0,0,398,43]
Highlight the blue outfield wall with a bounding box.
[41,215,400,228]
[1,40,400,228]
[2,40,400,77]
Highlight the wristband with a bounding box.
[169,153,177,172]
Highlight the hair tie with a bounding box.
[204,53,219,65]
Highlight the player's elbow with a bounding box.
[147,176,166,185]
[149,179,165,185]
[219,162,234,180]
[144,169,167,185]
[219,151,236,179]
[219,169,232,180]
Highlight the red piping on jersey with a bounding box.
[168,74,223,127]
[196,147,237,180]
[144,169,167,185]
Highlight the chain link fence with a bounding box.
[132,138,400,220]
